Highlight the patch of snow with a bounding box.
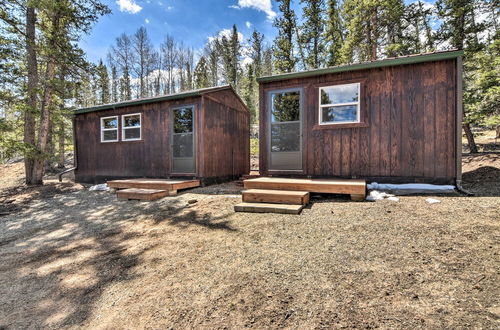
[367,182,455,195]
[89,183,109,192]
[366,190,398,202]
[426,198,441,204]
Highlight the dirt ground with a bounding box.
[0,153,499,329]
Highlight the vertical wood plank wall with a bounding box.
[259,59,458,183]
[201,92,250,179]
[74,91,250,183]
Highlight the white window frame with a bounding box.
[100,116,119,143]
[121,113,142,141]
[318,83,361,125]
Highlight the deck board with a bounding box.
[107,178,200,191]
[234,202,305,214]
[242,189,309,205]
[243,177,366,195]
[116,188,169,201]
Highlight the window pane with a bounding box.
[173,133,193,157]
[271,92,300,122]
[321,105,358,123]
[103,130,117,141]
[321,84,359,105]
[103,117,117,129]
[124,115,140,127]
[124,127,140,140]
[271,122,300,152]
[173,108,193,133]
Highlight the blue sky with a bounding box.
[80,0,285,63]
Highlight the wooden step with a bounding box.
[116,188,172,201]
[234,202,305,214]
[107,178,200,192]
[242,189,309,205]
[243,177,366,200]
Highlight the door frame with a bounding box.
[267,87,304,173]
[170,104,197,176]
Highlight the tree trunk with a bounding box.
[57,121,65,168]
[496,124,500,139]
[44,116,53,171]
[24,5,38,185]
[463,123,478,153]
[31,12,59,185]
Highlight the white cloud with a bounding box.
[116,0,142,14]
[231,0,276,20]
[245,21,252,29]
[208,29,244,43]
[145,18,150,24]
[166,6,173,10]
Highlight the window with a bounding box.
[319,83,360,124]
[122,113,141,141]
[100,116,118,142]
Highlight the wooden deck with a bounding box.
[107,178,200,191]
[107,178,200,200]
[243,177,366,196]
[235,177,366,215]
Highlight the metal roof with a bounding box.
[75,85,235,114]
[257,49,464,83]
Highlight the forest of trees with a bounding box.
[0,0,498,185]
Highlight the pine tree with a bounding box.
[273,0,297,72]
[110,64,118,102]
[325,0,344,66]
[194,56,210,89]
[217,25,241,87]
[300,0,326,69]
[250,30,264,77]
[244,64,257,124]
[436,0,487,153]
[97,59,110,104]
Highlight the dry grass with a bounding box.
[0,154,498,329]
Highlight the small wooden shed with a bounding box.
[74,85,250,184]
[257,50,463,184]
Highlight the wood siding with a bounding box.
[201,93,250,178]
[259,59,458,183]
[75,90,250,183]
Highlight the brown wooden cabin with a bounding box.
[74,85,250,184]
[257,50,463,185]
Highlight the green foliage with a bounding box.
[273,0,297,73]
[300,0,326,69]
[194,56,210,89]
[325,0,344,66]
[250,138,259,157]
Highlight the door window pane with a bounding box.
[271,122,300,152]
[173,108,193,133]
[173,133,193,157]
[271,92,300,122]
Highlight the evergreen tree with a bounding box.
[110,64,118,102]
[243,64,257,124]
[273,0,297,72]
[436,0,487,152]
[250,30,264,77]
[325,0,344,66]
[300,0,326,69]
[97,59,110,104]
[194,56,210,89]
[217,25,241,87]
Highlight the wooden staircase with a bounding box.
[234,177,366,214]
[107,178,200,201]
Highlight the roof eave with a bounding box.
[257,50,464,84]
[74,85,232,115]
